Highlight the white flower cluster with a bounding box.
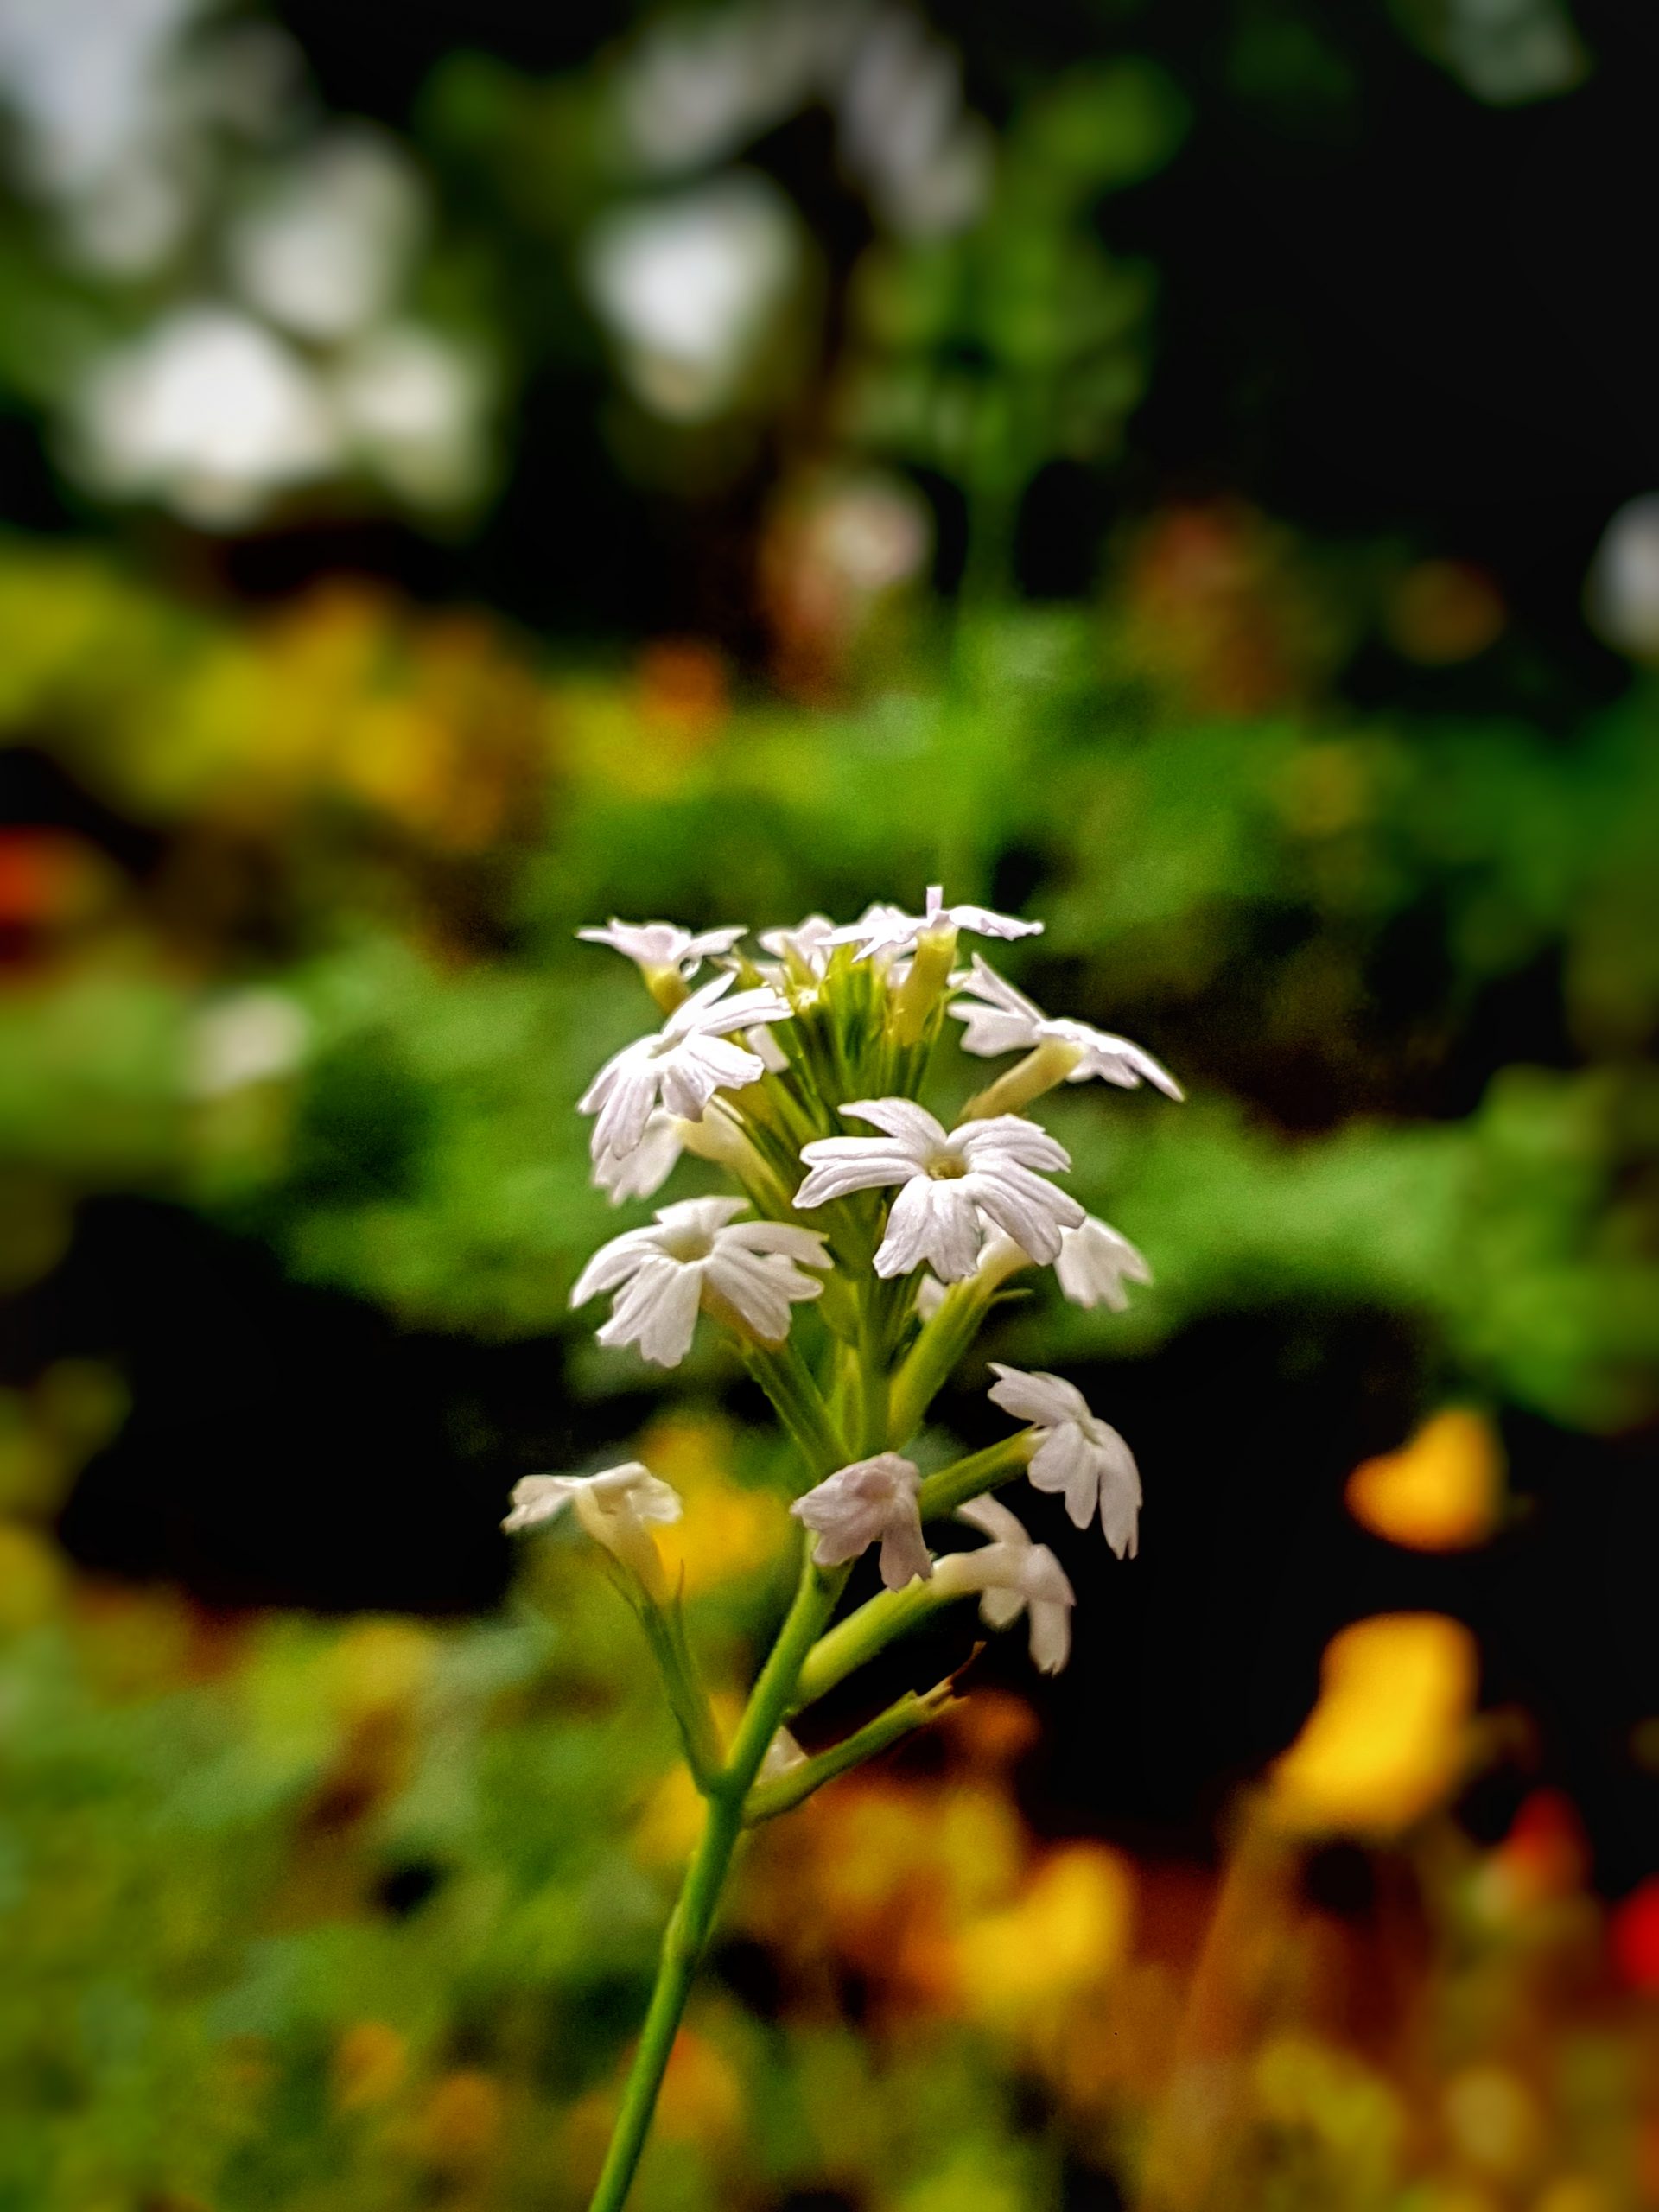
[521,888,1185,2201]
[506,888,1179,1681]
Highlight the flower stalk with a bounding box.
[514,891,1180,2210]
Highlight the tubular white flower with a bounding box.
[950,953,1184,1098]
[1055,1216,1153,1312]
[578,970,794,1160]
[757,913,837,979]
[594,1110,687,1203]
[932,1493,1076,1674]
[572,1196,829,1367]
[794,1099,1084,1281]
[502,1460,682,1587]
[577,918,748,983]
[826,884,1042,961]
[791,1452,931,1589]
[987,1363,1141,1557]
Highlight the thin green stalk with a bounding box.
[887,1280,996,1446]
[586,1549,849,2212]
[791,1577,945,1710]
[633,1593,723,1793]
[746,1679,959,1822]
[916,1433,1033,1521]
[743,1338,849,1483]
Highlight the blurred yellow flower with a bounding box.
[330,1618,435,1721]
[1345,1408,1504,1553]
[333,2019,409,2113]
[638,1415,790,1592]
[0,1521,65,1632]
[956,1843,1135,2031]
[633,1762,708,1867]
[415,2069,504,2171]
[655,2026,745,2147]
[1268,1613,1478,1837]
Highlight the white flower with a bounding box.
[987,1364,1141,1557]
[501,1461,682,1585]
[950,954,1184,1098]
[593,1111,687,1204]
[577,918,748,984]
[1055,1217,1154,1313]
[791,1452,931,1589]
[827,885,1042,961]
[578,970,793,1160]
[795,1099,1083,1281]
[935,1494,1075,1674]
[757,913,836,977]
[572,1196,829,1367]
[747,1022,791,1074]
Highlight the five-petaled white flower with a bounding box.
[950,955,1183,1098]
[791,1452,931,1589]
[578,971,793,1160]
[577,918,748,985]
[934,1493,1076,1673]
[827,886,1042,962]
[987,1363,1141,1556]
[502,1462,682,1586]
[795,1099,1083,1281]
[1056,1217,1154,1312]
[572,1197,829,1367]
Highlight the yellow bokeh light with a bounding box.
[1268,1613,1478,1837]
[1345,1408,1504,1553]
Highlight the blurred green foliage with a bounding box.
[2,541,1655,1427]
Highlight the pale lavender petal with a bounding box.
[977,1583,1027,1630]
[719,1220,831,1267]
[1027,1421,1098,1529]
[654,1195,747,1238]
[987,1363,1095,1430]
[876,1176,981,1281]
[877,1513,934,1590]
[589,1051,664,1158]
[943,901,1042,941]
[1028,1595,1072,1674]
[838,1098,947,1153]
[957,1493,1028,1546]
[569,1228,659,1306]
[598,1256,703,1366]
[969,1162,1083,1266]
[705,1246,800,1340]
[956,1116,1072,1173]
[501,1474,581,1531]
[949,1005,1043,1058]
[794,1142,920,1207]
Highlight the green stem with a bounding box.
[916,1433,1034,1521]
[586,1549,849,2212]
[887,1280,997,1447]
[634,1593,723,1794]
[743,1338,849,1484]
[746,1679,959,1822]
[791,1576,950,1710]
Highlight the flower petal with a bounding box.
[838,1098,948,1153]
[987,1363,1095,1431]
[597,1255,703,1367]
[569,1226,660,1307]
